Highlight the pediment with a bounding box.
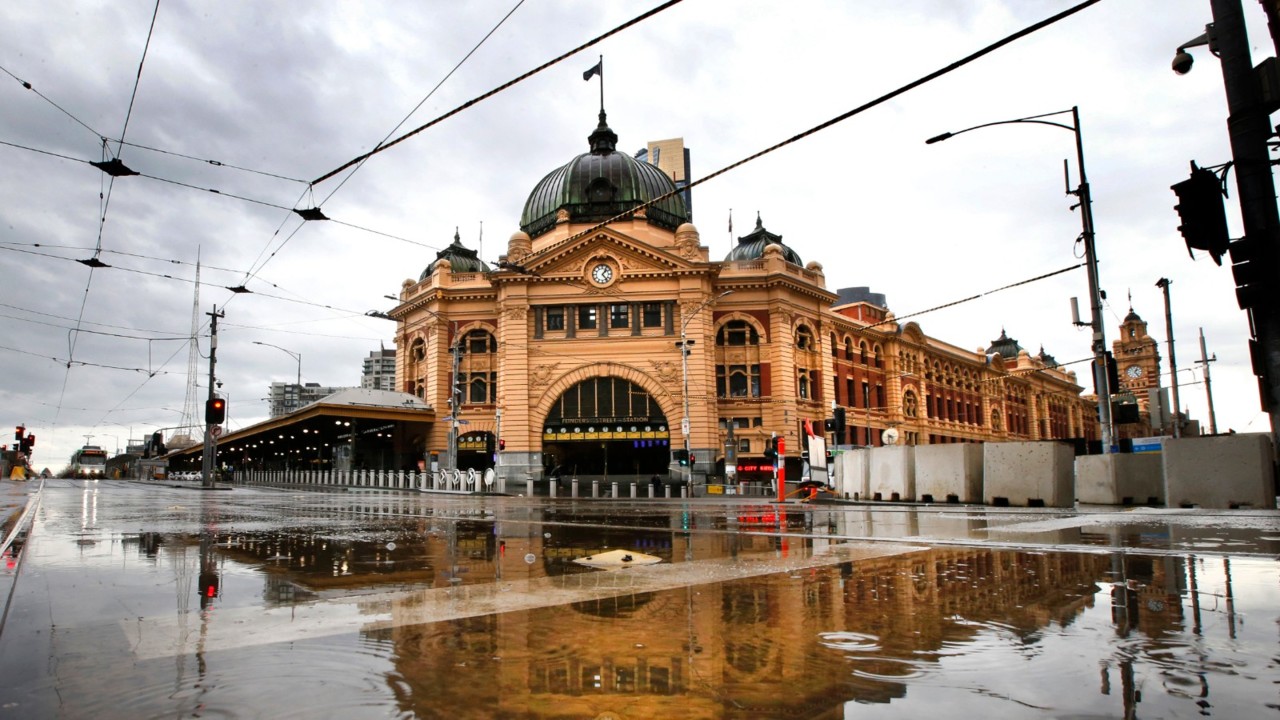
[522,229,698,280]
[899,321,928,344]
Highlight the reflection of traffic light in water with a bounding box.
[198,530,221,609]
[198,571,220,609]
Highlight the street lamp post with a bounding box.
[676,291,733,488]
[927,106,1114,453]
[253,341,302,414]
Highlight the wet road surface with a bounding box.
[0,478,1276,718]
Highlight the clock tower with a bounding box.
[1113,308,1161,412]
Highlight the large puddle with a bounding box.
[0,481,1275,718]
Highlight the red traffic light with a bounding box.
[25,434,34,448]
[498,439,505,450]
[14,425,24,442]
[205,397,227,424]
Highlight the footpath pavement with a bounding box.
[0,478,35,532]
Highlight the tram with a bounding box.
[70,445,108,478]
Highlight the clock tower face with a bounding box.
[1126,365,1143,379]
[590,262,615,286]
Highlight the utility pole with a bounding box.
[1156,278,1181,437]
[1197,327,1219,434]
[202,305,224,489]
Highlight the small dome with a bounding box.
[421,229,491,280]
[986,328,1022,359]
[724,214,802,265]
[1037,345,1059,368]
[520,112,689,238]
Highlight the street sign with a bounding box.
[211,425,223,438]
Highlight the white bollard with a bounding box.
[612,481,619,498]
[526,479,534,497]
[631,482,637,498]
[592,480,599,498]
[572,479,579,498]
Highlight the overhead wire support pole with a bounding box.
[1198,328,1218,434]
[926,105,1114,453]
[677,291,732,490]
[1157,278,1181,437]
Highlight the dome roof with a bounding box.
[421,229,491,280]
[519,112,690,238]
[986,329,1022,359]
[724,214,803,265]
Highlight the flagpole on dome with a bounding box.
[583,56,604,114]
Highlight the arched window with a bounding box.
[860,342,869,365]
[716,320,759,346]
[411,338,426,362]
[872,343,883,368]
[467,376,485,403]
[844,337,854,361]
[461,329,496,354]
[830,333,838,357]
[796,324,815,351]
[717,365,761,398]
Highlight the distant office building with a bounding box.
[636,137,691,218]
[362,348,397,391]
[267,381,350,418]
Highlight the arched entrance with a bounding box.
[458,431,495,472]
[541,377,670,481]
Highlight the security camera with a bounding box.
[1172,50,1194,75]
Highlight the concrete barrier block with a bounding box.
[833,450,868,500]
[983,441,1075,507]
[1076,453,1163,505]
[915,444,983,503]
[1163,433,1276,509]
[869,446,915,502]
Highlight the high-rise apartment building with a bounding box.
[362,348,397,391]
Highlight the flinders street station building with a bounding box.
[387,111,1102,486]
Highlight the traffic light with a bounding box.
[14,425,23,442]
[1172,162,1229,265]
[688,453,696,466]
[498,438,505,450]
[674,449,689,466]
[205,397,227,424]
[823,417,837,432]
[198,571,220,608]
[763,437,777,460]
[22,434,34,451]
[1227,234,1276,311]
[834,407,847,437]
[151,431,165,456]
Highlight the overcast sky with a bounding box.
[1,1,1271,468]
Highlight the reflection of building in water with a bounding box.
[379,547,1112,717]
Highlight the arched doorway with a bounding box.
[457,431,495,471]
[541,377,670,481]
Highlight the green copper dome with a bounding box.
[724,214,803,265]
[421,229,491,280]
[986,329,1022,359]
[519,112,690,239]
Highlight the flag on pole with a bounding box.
[583,60,602,81]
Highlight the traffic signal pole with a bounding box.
[202,306,224,489]
[1207,0,1280,445]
